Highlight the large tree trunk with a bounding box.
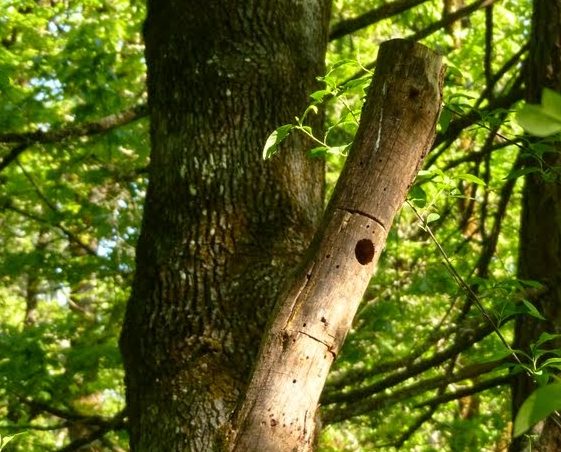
[119,1,330,450]
[511,1,561,451]
[227,39,443,452]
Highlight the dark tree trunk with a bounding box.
[511,1,561,450]
[119,1,330,450]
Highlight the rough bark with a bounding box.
[119,1,330,450]
[227,39,444,452]
[511,1,561,451]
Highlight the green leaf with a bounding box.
[426,213,440,224]
[519,279,544,290]
[522,300,546,320]
[457,173,486,186]
[262,124,293,159]
[535,332,561,347]
[0,432,26,451]
[541,357,561,369]
[505,166,540,180]
[409,185,427,208]
[309,89,331,102]
[438,107,452,133]
[542,88,561,119]
[517,104,561,137]
[309,146,329,156]
[327,144,349,155]
[514,384,561,437]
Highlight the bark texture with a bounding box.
[119,1,330,450]
[511,1,561,451]
[227,39,444,452]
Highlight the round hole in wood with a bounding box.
[355,239,375,265]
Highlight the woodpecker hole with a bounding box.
[355,239,375,265]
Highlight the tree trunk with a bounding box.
[227,39,444,452]
[119,1,330,450]
[511,1,561,451]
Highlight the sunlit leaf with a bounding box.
[262,124,293,159]
[457,173,486,186]
[426,212,440,224]
[522,300,546,320]
[517,100,561,137]
[514,384,561,437]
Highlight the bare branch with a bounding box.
[409,0,499,42]
[323,358,509,424]
[414,374,512,409]
[56,411,127,452]
[321,321,495,405]
[329,0,428,41]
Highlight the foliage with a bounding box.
[0,0,557,450]
[514,383,561,437]
[518,88,561,137]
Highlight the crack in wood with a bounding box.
[297,330,333,351]
[338,207,387,232]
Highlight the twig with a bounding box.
[407,202,522,365]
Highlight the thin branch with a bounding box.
[391,374,511,447]
[321,321,495,405]
[56,411,127,452]
[0,104,147,145]
[0,143,28,174]
[24,400,103,423]
[409,203,522,364]
[3,203,97,256]
[430,78,524,157]
[326,320,461,391]
[393,406,438,448]
[442,138,523,171]
[323,358,508,424]
[0,103,147,172]
[329,0,428,41]
[17,160,60,214]
[414,374,512,408]
[393,356,458,448]
[339,0,501,85]
[474,43,529,109]
[474,152,522,279]
[409,0,498,42]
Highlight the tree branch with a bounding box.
[409,0,499,42]
[429,80,524,162]
[329,0,428,41]
[321,320,496,405]
[323,357,509,424]
[413,374,512,409]
[3,203,98,256]
[0,104,147,172]
[56,411,127,452]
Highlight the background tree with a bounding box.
[511,0,561,450]
[1,0,557,451]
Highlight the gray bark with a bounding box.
[227,39,444,452]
